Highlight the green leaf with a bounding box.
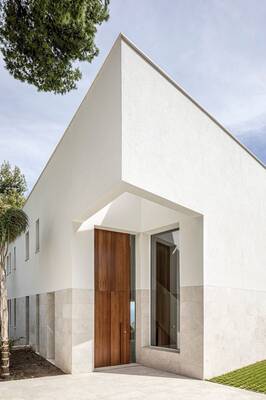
[0,0,110,94]
[0,207,28,245]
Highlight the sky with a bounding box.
[0,0,265,191]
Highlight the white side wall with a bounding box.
[121,38,266,377]
[7,38,123,299]
[7,37,123,373]
[121,38,266,291]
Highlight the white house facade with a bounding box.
[6,34,266,380]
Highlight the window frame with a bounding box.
[13,246,16,271]
[8,299,12,327]
[150,227,180,352]
[6,252,11,275]
[35,219,40,253]
[25,231,30,261]
[13,298,17,329]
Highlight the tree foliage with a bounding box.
[0,161,28,377]
[0,161,27,210]
[0,0,110,94]
[0,161,28,254]
[0,207,28,246]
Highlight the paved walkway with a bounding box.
[0,365,264,400]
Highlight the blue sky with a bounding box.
[0,0,265,191]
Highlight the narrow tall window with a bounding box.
[9,252,11,274]
[6,252,11,275]
[36,294,40,352]
[8,300,11,326]
[35,219,40,253]
[26,296,30,345]
[151,228,180,350]
[13,247,16,271]
[8,299,11,336]
[14,299,17,329]
[25,231,29,261]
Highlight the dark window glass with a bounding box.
[151,229,180,350]
[35,219,40,253]
[26,296,29,345]
[25,231,29,261]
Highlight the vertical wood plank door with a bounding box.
[94,229,130,368]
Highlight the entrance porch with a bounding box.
[73,190,204,378]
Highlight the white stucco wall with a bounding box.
[6,34,265,377]
[120,36,266,376]
[121,38,266,291]
[7,38,123,299]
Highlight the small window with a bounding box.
[6,253,11,275]
[25,231,29,261]
[8,299,11,336]
[14,299,16,328]
[26,296,29,345]
[13,247,16,271]
[8,300,12,326]
[36,294,40,351]
[9,252,11,274]
[35,219,40,253]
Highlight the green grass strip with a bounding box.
[209,360,266,394]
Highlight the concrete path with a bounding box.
[0,365,264,400]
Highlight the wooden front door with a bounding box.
[94,228,131,368]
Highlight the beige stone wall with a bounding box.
[71,289,94,373]
[39,293,55,359]
[46,293,55,359]
[9,289,93,374]
[9,293,56,364]
[204,286,266,379]
[38,286,203,376]
[10,285,266,380]
[13,297,26,345]
[29,295,37,351]
[18,286,202,377]
[136,287,204,379]
[54,289,72,372]
[54,288,93,374]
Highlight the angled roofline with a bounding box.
[24,34,123,206]
[24,33,265,206]
[120,33,265,170]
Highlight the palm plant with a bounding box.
[0,207,28,377]
[0,161,27,378]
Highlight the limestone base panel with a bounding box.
[9,289,93,374]
[136,287,204,379]
[204,286,266,378]
[8,285,266,379]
